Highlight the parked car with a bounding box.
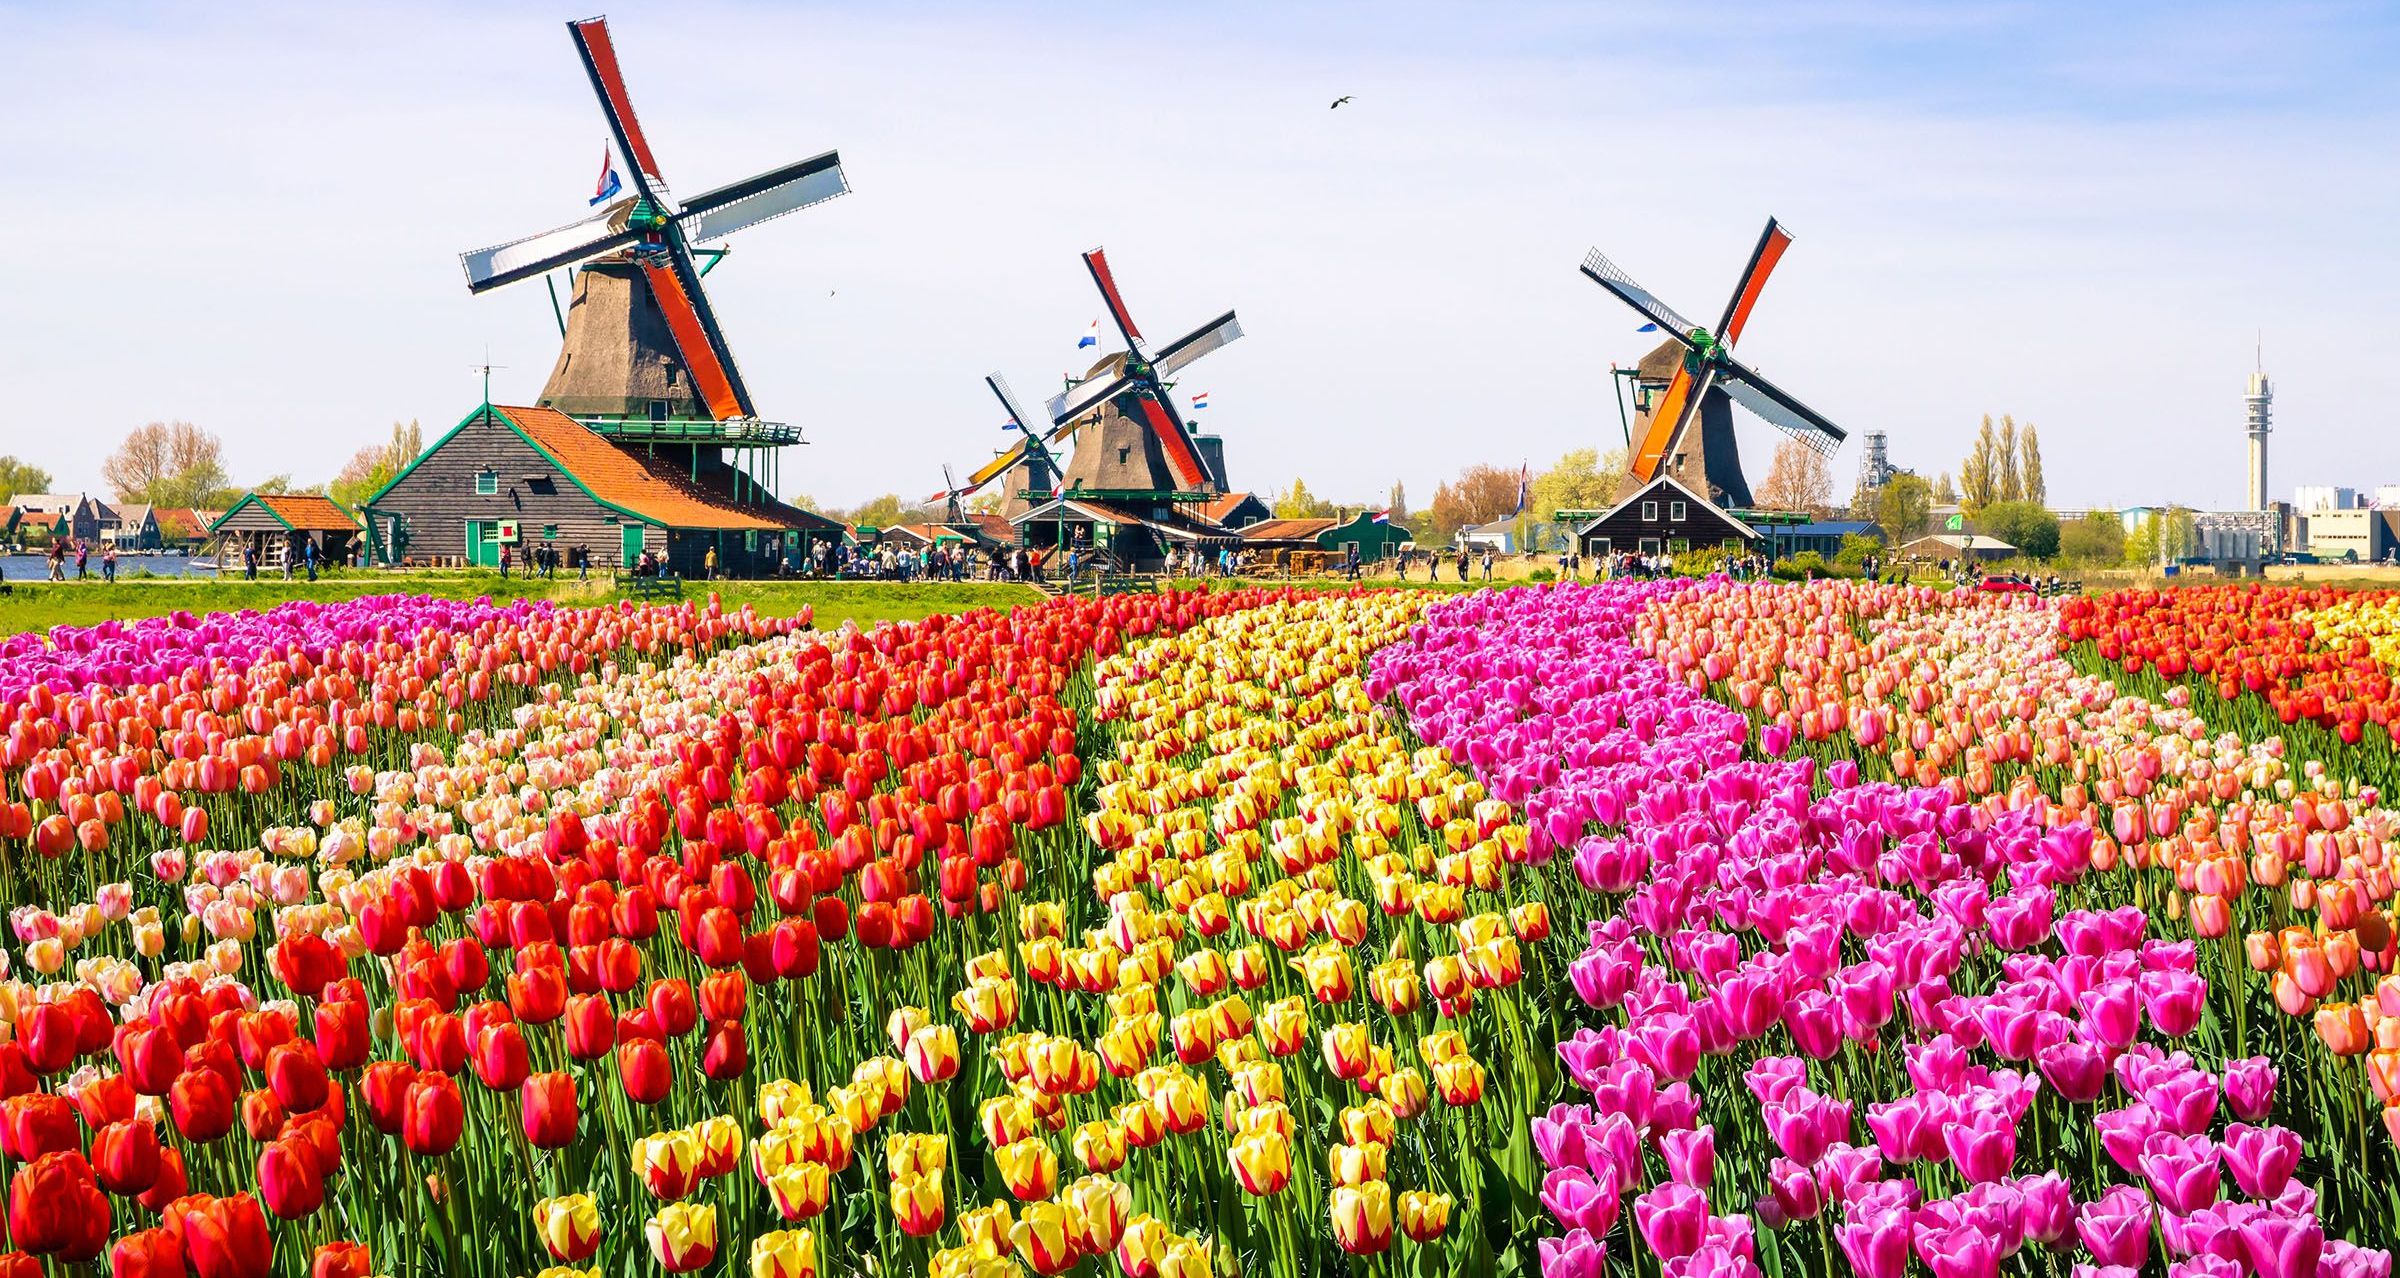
[1976,574,2035,593]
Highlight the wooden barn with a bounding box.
[1574,477,1758,559]
[1012,497,1233,571]
[209,493,364,570]
[362,404,844,577]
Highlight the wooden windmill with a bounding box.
[932,373,1065,517]
[460,16,848,432]
[944,248,1242,508]
[1581,219,1847,509]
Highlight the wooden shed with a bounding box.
[1318,511,1411,563]
[1574,477,1758,559]
[210,493,364,571]
[362,404,843,577]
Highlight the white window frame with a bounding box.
[1641,500,1658,521]
[1670,500,1687,521]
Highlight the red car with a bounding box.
[1976,574,2035,593]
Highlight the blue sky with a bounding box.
[4,0,2396,510]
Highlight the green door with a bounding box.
[621,524,645,569]
[465,521,485,567]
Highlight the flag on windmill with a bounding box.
[1191,391,1210,410]
[1078,320,1100,349]
[1514,463,1531,515]
[589,146,624,206]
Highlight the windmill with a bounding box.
[931,373,1066,513]
[1580,219,1847,509]
[459,16,849,428]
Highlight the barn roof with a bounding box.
[1239,517,1339,543]
[494,405,805,532]
[1575,476,1759,540]
[1197,491,1268,525]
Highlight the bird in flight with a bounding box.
[1330,95,1353,109]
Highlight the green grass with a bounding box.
[0,571,1043,636]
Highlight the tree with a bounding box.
[1994,416,2022,503]
[1424,465,1522,543]
[103,422,228,509]
[1933,471,1959,505]
[1388,481,1409,522]
[328,420,428,512]
[1959,417,2001,510]
[1530,448,1618,519]
[1977,500,2059,559]
[2018,425,2045,506]
[1273,479,1336,520]
[2059,511,2124,565]
[0,456,51,502]
[846,494,911,528]
[1752,439,1834,515]
[1874,473,1933,543]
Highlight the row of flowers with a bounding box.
[1369,580,2396,1277]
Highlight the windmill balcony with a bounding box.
[580,417,804,447]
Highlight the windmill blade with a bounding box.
[963,436,1033,491]
[1580,248,1706,347]
[461,212,642,293]
[1156,310,1243,378]
[987,373,1053,438]
[1713,218,1793,348]
[1127,390,1212,492]
[1715,354,1848,453]
[678,152,849,244]
[1083,248,1149,355]
[636,257,750,419]
[569,17,665,194]
[1629,363,1705,483]
[1045,367,1137,428]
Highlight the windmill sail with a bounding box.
[463,213,641,292]
[1715,353,1847,453]
[679,152,850,244]
[1581,249,1706,347]
[1157,311,1244,377]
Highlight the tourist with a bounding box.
[1455,551,1468,583]
[243,542,258,580]
[702,544,716,581]
[1482,550,1494,581]
[303,539,318,582]
[48,540,66,581]
[75,541,90,579]
[102,544,117,583]
[576,545,589,579]
[499,543,513,579]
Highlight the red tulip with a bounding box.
[856,901,896,949]
[266,1042,329,1113]
[402,1075,464,1156]
[647,979,697,1038]
[813,895,850,942]
[472,1024,532,1092]
[508,965,567,1025]
[111,1227,185,1278]
[1,1093,79,1161]
[20,1003,79,1075]
[257,1137,325,1219]
[76,1072,135,1128]
[138,1147,188,1213]
[241,1089,286,1143]
[702,1020,749,1081]
[359,1061,416,1135]
[772,919,821,980]
[312,1240,373,1278]
[522,1071,579,1148]
[170,1069,236,1144]
[91,1119,163,1195]
[170,1192,274,1278]
[116,1024,184,1097]
[618,1038,671,1106]
[313,1001,369,1073]
[700,971,748,1022]
[7,1151,108,1260]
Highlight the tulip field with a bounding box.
[5,581,2400,1278]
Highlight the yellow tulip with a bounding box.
[886,1005,931,1054]
[1061,1174,1133,1254]
[994,1136,1059,1200]
[1399,1189,1454,1242]
[1008,1200,1080,1275]
[1327,1140,1388,1187]
[1157,1237,1213,1278]
[907,1024,962,1084]
[1226,1128,1292,1195]
[886,1131,948,1180]
[750,1228,818,1278]
[1339,1099,1398,1147]
[1115,1215,1171,1278]
[757,1079,814,1127]
[891,1168,947,1238]
[957,1201,1016,1255]
[1331,1180,1394,1255]
[765,1160,831,1222]
[532,1193,600,1262]
[644,1202,719,1273]
[1072,1120,1128,1173]
[1257,996,1308,1057]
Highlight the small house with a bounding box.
[210,494,364,570]
[1196,491,1273,530]
[1897,532,2016,562]
[1574,477,1759,559]
[107,504,161,550]
[14,493,108,545]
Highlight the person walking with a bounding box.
[704,544,717,581]
[499,543,512,580]
[75,541,90,579]
[47,540,65,581]
[102,544,117,583]
[242,541,258,580]
[303,539,318,582]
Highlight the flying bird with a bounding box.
[1330,95,1353,109]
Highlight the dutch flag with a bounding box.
[1191,392,1210,410]
[1371,510,1389,525]
[1078,320,1100,349]
[590,146,624,206]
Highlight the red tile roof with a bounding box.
[1238,517,1337,543]
[1197,492,1262,524]
[255,494,362,532]
[498,405,805,532]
